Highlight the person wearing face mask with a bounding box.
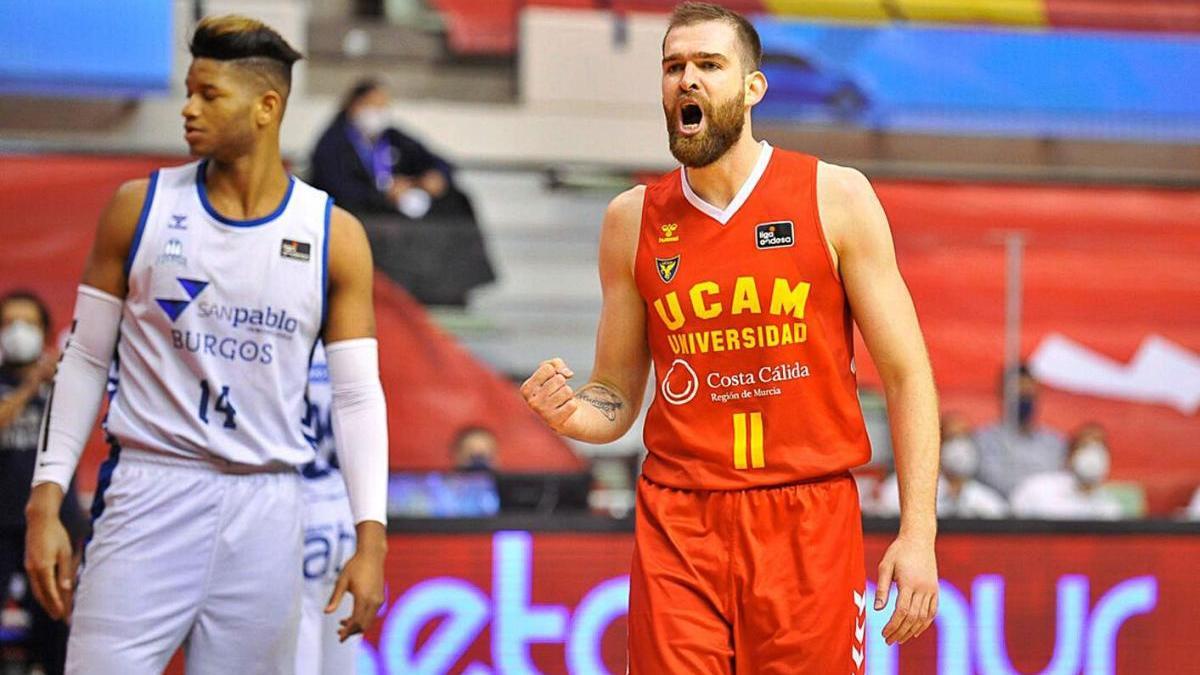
[973,364,1069,496]
[1009,423,1124,520]
[309,78,496,305]
[872,413,1008,519]
[452,426,499,472]
[310,78,452,217]
[0,290,85,675]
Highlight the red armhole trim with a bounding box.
[808,158,843,286]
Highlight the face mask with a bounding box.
[352,107,390,139]
[1070,442,1110,486]
[940,438,979,479]
[0,320,44,365]
[1017,394,1036,427]
[463,455,492,472]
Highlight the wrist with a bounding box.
[26,482,66,521]
[354,520,388,557]
[898,518,937,545]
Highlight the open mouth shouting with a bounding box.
[678,100,704,136]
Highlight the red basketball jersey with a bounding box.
[635,143,872,490]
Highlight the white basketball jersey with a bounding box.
[300,341,341,481]
[105,160,330,467]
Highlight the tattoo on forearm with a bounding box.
[576,385,624,422]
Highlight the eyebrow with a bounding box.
[662,51,729,64]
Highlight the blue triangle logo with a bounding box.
[177,278,209,299]
[156,298,191,322]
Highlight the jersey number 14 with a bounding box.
[197,379,238,429]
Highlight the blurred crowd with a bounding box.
[860,365,1139,520]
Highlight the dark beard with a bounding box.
[665,92,746,168]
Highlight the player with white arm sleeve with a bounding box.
[23,16,388,674]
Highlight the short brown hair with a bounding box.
[189,15,303,99]
[665,2,762,72]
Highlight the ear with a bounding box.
[257,90,283,127]
[744,70,767,107]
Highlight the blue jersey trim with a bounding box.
[321,196,333,329]
[195,159,296,228]
[123,170,159,278]
[82,440,122,566]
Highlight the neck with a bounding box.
[682,130,762,211]
[204,137,289,220]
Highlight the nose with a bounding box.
[181,95,199,120]
[679,62,700,92]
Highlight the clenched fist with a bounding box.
[521,358,578,433]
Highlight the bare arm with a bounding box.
[324,206,377,343]
[522,187,651,444]
[25,178,146,619]
[26,177,144,513]
[819,162,939,644]
[321,205,386,641]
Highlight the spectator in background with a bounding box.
[310,78,496,306]
[310,78,478,221]
[452,425,499,472]
[874,412,1008,518]
[974,364,1068,496]
[1010,423,1124,520]
[0,290,85,675]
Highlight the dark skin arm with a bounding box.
[320,205,387,641]
[24,178,145,620]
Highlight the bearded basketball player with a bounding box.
[522,3,940,672]
[24,16,389,674]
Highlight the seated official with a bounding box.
[309,79,496,306]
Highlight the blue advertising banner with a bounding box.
[754,18,1200,141]
[0,0,173,97]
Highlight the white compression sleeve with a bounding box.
[326,337,389,525]
[32,285,123,491]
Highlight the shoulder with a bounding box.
[598,186,647,275]
[817,161,874,204]
[605,185,646,224]
[816,162,878,221]
[328,205,367,243]
[97,178,155,242]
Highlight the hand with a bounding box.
[325,523,386,642]
[385,177,415,203]
[875,534,938,645]
[24,488,76,620]
[418,170,448,198]
[520,358,578,433]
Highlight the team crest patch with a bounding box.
[655,255,680,283]
[755,221,794,249]
[281,239,311,262]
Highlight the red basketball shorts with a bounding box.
[628,473,867,674]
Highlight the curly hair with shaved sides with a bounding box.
[189,15,303,100]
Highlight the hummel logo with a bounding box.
[155,277,209,322]
[169,214,188,230]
